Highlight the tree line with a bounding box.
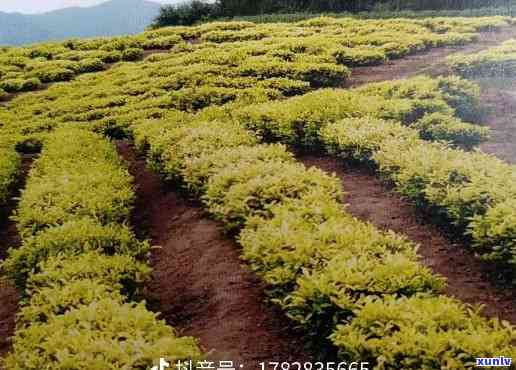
[152,0,514,27]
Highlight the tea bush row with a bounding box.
[1,128,202,369]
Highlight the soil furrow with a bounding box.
[474,77,516,163]
[116,141,309,369]
[298,153,516,325]
[344,26,516,87]
[0,154,36,366]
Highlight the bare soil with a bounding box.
[298,154,516,325]
[472,77,516,164]
[0,155,35,365]
[344,27,516,87]
[117,141,310,369]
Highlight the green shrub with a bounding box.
[333,47,387,66]
[14,129,134,237]
[282,251,446,335]
[237,59,349,87]
[29,66,75,83]
[4,298,202,370]
[142,35,183,50]
[413,112,489,148]
[317,109,515,277]
[26,252,151,300]
[121,48,144,61]
[1,78,42,92]
[232,89,388,145]
[330,295,516,369]
[98,50,123,63]
[469,198,516,267]
[151,121,257,180]
[2,219,149,289]
[76,58,106,73]
[437,76,481,122]
[321,117,420,163]
[182,143,294,196]
[17,279,124,325]
[0,141,21,205]
[448,39,516,77]
[21,77,42,91]
[0,78,24,92]
[374,140,516,228]
[354,75,481,123]
[239,192,416,293]
[203,160,343,230]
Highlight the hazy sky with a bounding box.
[0,0,180,14]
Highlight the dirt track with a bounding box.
[0,155,35,365]
[117,141,310,369]
[474,77,516,164]
[344,26,516,87]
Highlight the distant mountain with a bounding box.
[0,0,170,46]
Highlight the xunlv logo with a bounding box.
[476,356,512,367]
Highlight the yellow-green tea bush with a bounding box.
[436,75,482,122]
[146,120,257,180]
[239,193,416,294]
[330,295,516,369]
[4,298,202,370]
[321,118,420,162]
[2,219,149,289]
[413,112,489,148]
[232,89,413,145]
[0,138,21,206]
[374,140,516,229]
[182,143,294,196]
[0,77,42,93]
[0,22,491,142]
[17,279,124,325]
[233,78,483,147]
[448,39,516,76]
[333,47,387,66]
[203,160,343,230]
[13,128,134,237]
[73,58,106,73]
[2,15,515,367]
[282,250,446,335]
[25,252,151,300]
[353,75,481,123]
[469,198,516,266]
[121,47,145,61]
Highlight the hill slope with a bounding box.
[0,0,164,45]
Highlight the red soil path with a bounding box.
[0,155,35,367]
[344,26,516,87]
[117,141,310,369]
[297,154,516,324]
[474,77,516,164]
